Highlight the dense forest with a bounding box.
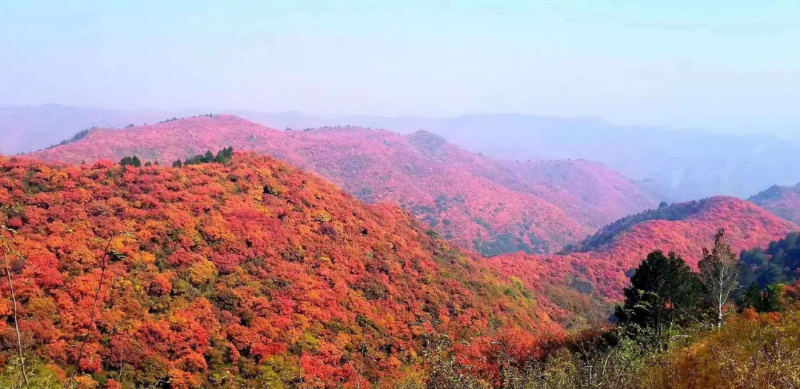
[0,148,798,387]
[565,199,712,253]
[393,230,800,388]
[749,183,800,225]
[29,115,658,256]
[0,151,586,388]
[2,131,798,387]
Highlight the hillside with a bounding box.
[0,153,587,387]
[231,111,800,201]
[27,115,656,255]
[8,106,800,202]
[491,197,798,298]
[749,183,800,225]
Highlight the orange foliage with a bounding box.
[490,197,797,299]
[0,153,568,386]
[28,115,656,255]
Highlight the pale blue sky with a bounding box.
[1,1,799,131]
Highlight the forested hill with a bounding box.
[491,197,798,299]
[27,115,656,256]
[0,152,578,387]
[749,183,800,225]
[565,197,796,255]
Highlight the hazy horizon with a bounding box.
[2,1,800,137]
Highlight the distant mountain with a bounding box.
[6,105,798,202]
[749,183,800,225]
[28,115,657,255]
[491,197,798,299]
[0,104,173,154]
[229,111,800,202]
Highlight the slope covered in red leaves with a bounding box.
[29,115,656,255]
[0,153,583,387]
[489,197,798,299]
[749,183,800,225]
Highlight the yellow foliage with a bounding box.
[132,251,156,265]
[188,259,217,286]
[645,306,800,389]
[312,210,332,222]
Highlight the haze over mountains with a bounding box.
[28,114,656,256]
[749,183,800,226]
[4,108,800,387]
[0,104,166,154]
[26,113,800,294]
[232,111,800,201]
[16,111,799,328]
[5,104,800,203]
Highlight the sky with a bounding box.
[1,0,799,133]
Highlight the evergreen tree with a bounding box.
[616,250,701,345]
[736,282,762,311]
[214,146,234,164]
[119,156,142,167]
[172,160,183,168]
[760,284,784,312]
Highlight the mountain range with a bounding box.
[24,113,799,314]
[4,104,800,202]
[1,110,798,386]
[28,115,657,256]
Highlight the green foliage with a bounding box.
[615,251,701,341]
[740,231,800,288]
[45,128,92,150]
[182,146,234,166]
[736,282,784,313]
[119,155,142,167]
[474,231,539,257]
[0,356,63,389]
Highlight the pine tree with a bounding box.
[616,250,701,345]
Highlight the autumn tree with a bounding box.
[698,229,740,328]
[615,250,700,345]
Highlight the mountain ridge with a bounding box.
[0,152,580,386]
[491,196,798,299]
[749,183,800,225]
[27,115,657,256]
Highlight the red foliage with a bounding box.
[490,196,797,299]
[28,115,656,255]
[749,183,800,225]
[0,153,566,386]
